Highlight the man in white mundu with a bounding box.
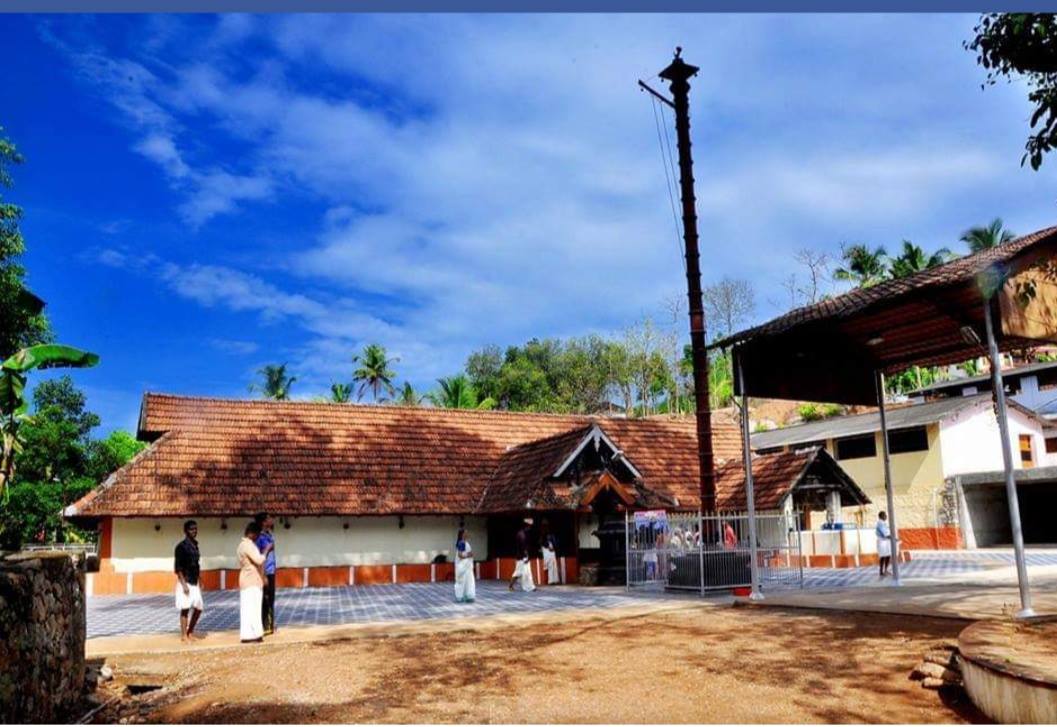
[508,518,536,592]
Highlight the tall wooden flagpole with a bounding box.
[659,48,715,513]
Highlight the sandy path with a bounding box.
[94,604,984,724]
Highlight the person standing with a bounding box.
[174,520,204,642]
[255,512,277,635]
[238,521,270,643]
[508,518,536,592]
[540,520,559,585]
[453,527,476,603]
[875,511,893,578]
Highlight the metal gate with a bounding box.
[626,509,802,592]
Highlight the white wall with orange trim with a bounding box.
[108,515,488,573]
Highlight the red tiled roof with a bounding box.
[715,447,869,511]
[713,225,1057,349]
[70,394,747,518]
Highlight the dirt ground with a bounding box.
[90,603,986,724]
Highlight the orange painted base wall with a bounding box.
[89,557,580,596]
[899,527,962,550]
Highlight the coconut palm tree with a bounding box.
[833,244,889,288]
[396,382,422,407]
[426,375,495,410]
[351,344,398,402]
[889,240,954,279]
[252,364,296,400]
[329,383,353,403]
[960,218,1016,253]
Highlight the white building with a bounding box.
[752,394,1057,549]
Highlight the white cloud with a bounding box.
[48,14,1057,396]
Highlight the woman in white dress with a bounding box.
[875,511,892,578]
[453,528,476,603]
[237,521,270,642]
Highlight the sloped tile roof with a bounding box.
[715,450,812,511]
[70,393,747,518]
[713,225,1057,350]
[715,447,868,511]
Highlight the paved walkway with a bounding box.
[87,581,696,639]
[87,550,1057,640]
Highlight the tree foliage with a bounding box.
[252,364,296,400]
[0,128,51,359]
[960,218,1016,253]
[352,344,398,402]
[833,244,889,288]
[889,240,954,279]
[329,382,353,403]
[967,14,1057,169]
[1,376,140,550]
[426,375,495,410]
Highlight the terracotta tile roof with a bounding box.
[714,447,868,511]
[713,225,1057,350]
[715,450,812,511]
[69,394,747,518]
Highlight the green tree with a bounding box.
[252,364,296,400]
[85,430,147,482]
[427,375,495,410]
[888,240,954,279]
[0,128,51,359]
[329,382,353,403]
[0,346,98,548]
[396,381,422,406]
[967,14,1057,169]
[465,345,503,403]
[833,244,889,288]
[352,344,398,402]
[960,218,1017,253]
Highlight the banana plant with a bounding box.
[0,344,99,505]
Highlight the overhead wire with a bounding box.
[648,91,687,275]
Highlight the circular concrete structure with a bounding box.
[959,616,1057,723]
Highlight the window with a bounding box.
[1020,434,1035,468]
[835,434,876,460]
[792,440,824,453]
[888,426,929,454]
[1044,436,1057,454]
[756,446,785,455]
[1038,370,1057,391]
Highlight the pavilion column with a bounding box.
[982,300,1035,618]
[736,351,763,600]
[874,370,901,585]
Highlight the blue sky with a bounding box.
[3,13,1056,433]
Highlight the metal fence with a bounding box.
[626,509,802,592]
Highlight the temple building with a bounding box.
[67,393,867,595]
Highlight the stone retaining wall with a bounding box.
[0,551,86,723]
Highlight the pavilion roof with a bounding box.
[711,225,1057,404]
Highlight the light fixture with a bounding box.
[342,521,350,530]
[866,336,884,347]
[398,515,405,529]
[220,518,227,531]
[154,521,161,532]
[283,517,291,530]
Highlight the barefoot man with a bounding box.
[174,520,204,641]
[508,518,536,592]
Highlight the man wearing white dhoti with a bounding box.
[174,520,204,642]
[237,521,271,643]
[508,518,536,592]
[875,511,893,578]
[454,528,476,603]
[540,520,559,585]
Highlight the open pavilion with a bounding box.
[713,224,1057,616]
